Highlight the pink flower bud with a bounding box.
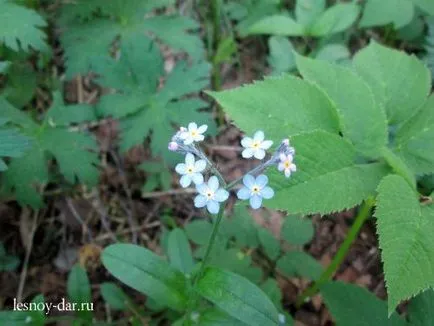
[282,139,289,146]
[168,142,178,151]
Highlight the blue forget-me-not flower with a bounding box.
[241,130,273,160]
[237,174,274,209]
[194,176,229,214]
[175,153,207,188]
[179,122,208,145]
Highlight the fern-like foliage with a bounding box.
[58,0,204,78]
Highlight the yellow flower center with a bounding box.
[252,141,260,149]
[206,191,213,198]
[284,160,291,169]
[252,186,260,193]
[191,130,198,137]
[187,167,193,173]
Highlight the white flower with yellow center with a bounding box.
[241,130,273,160]
[179,122,208,145]
[175,153,207,188]
[278,153,296,178]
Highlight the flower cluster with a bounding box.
[168,123,296,214]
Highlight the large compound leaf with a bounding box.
[359,0,414,29]
[321,282,406,326]
[394,95,434,175]
[353,42,431,125]
[0,0,48,52]
[267,131,389,215]
[59,0,203,77]
[209,75,340,141]
[375,174,434,314]
[296,55,388,158]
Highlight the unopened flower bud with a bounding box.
[282,138,289,146]
[168,142,178,151]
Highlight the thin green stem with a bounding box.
[295,196,376,307]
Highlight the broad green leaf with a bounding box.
[412,0,434,14]
[67,264,92,322]
[268,131,389,215]
[0,0,48,52]
[309,3,360,37]
[353,42,431,125]
[45,92,96,126]
[315,44,350,63]
[359,0,414,29]
[102,244,188,311]
[296,55,388,157]
[245,15,304,36]
[295,0,325,27]
[100,282,130,311]
[281,215,314,246]
[228,206,259,248]
[258,228,281,261]
[395,95,434,175]
[277,251,323,280]
[408,289,434,326]
[214,37,237,65]
[168,228,195,275]
[321,281,406,326]
[234,0,281,36]
[268,36,296,74]
[0,123,31,171]
[185,220,213,245]
[375,174,434,314]
[209,75,339,141]
[261,278,282,309]
[381,147,416,189]
[196,267,280,326]
[207,248,257,282]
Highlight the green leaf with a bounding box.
[196,267,280,326]
[276,251,323,280]
[315,44,350,63]
[213,37,237,65]
[375,174,434,314]
[295,0,325,27]
[296,55,388,157]
[234,0,281,36]
[0,123,32,172]
[45,92,96,126]
[0,295,46,326]
[353,41,431,125]
[100,282,130,311]
[408,289,434,326]
[245,15,304,36]
[258,228,281,261]
[0,61,10,73]
[395,95,434,175]
[412,0,434,14]
[359,0,414,29]
[102,243,188,311]
[268,131,389,215]
[309,3,360,36]
[261,278,282,309]
[268,36,296,75]
[381,147,416,189]
[321,281,406,326]
[228,206,259,248]
[281,215,314,246]
[0,0,48,52]
[209,75,339,141]
[168,228,195,275]
[3,62,38,108]
[59,0,203,77]
[185,220,213,245]
[67,264,92,322]
[196,308,247,325]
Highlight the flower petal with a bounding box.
[197,124,208,134]
[207,200,220,214]
[194,134,205,142]
[179,131,189,140]
[250,195,262,209]
[194,159,207,172]
[196,183,208,195]
[175,163,186,174]
[279,153,286,162]
[194,195,207,208]
[185,153,195,165]
[188,122,197,131]
[192,173,204,185]
[261,186,274,199]
[256,174,268,188]
[208,176,219,191]
[243,174,255,188]
[260,140,273,150]
[278,162,285,171]
[183,137,193,145]
[253,130,264,142]
[241,137,253,148]
[290,164,297,172]
[237,187,251,200]
[284,169,291,178]
[180,175,192,188]
[242,148,254,158]
[254,149,266,160]
[214,189,229,202]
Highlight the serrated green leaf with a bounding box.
[353,41,431,125]
[395,95,434,175]
[245,15,305,36]
[0,126,31,171]
[209,75,339,141]
[0,0,48,52]
[168,228,195,275]
[45,92,96,126]
[277,251,323,280]
[267,131,389,215]
[196,267,280,326]
[321,281,406,326]
[295,0,325,27]
[309,3,360,36]
[375,174,434,314]
[268,36,296,75]
[296,55,388,157]
[359,0,414,29]
[100,282,130,311]
[102,244,188,311]
[67,264,92,322]
[281,215,314,246]
[408,289,434,326]
[381,147,416,189]
[258,228,281,261]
